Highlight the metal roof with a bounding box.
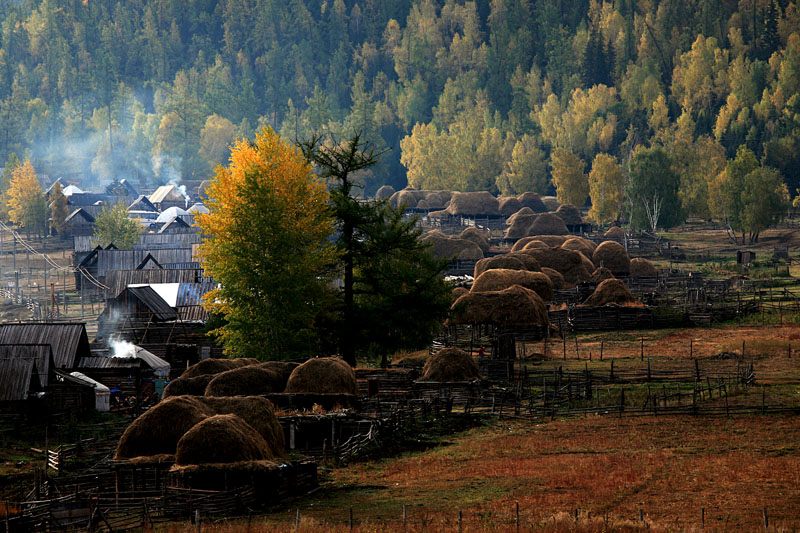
[0,358,35,401]
[69,371,110,392]
[0,323,90,369]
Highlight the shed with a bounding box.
[0,344,53,387]
[0,358,40,401]
[63,208,96,237]
[0,323,90,370]
[68,372,110,411]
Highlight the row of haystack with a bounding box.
[381,188,562,218]
[504,204,585,240]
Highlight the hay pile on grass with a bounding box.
[498,197,523,216]
[473,255,526,278]
[420,231,484,260]
[506,251,540,271]
[205,366,284,396]
[630,257,658,277]
[522,247,592,285]
[163,374,216,398]
[555,204,583,225]
[446,191,500,216]
[115,396,210,460]
[197,396,284,452]
[529,212,569,235]
[517,192,548,212]
[258,361,299,389]
[285,357,357,395]
[592,241,630,275]
[459,227,491,254]
[450,284,550,327]
[590,266,615,283]
[504,213,538,240]
[175,414,274,466]
[419,347,481,382]
[375,185,395,200]
[561,237,596,258]
[604,226,626,241]
[582,279,640,307]
[471,269,554,302]
[540,267,566,290]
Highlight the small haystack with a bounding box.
[541,196,561,211]
[394,189,420,209]
[604,226,626,241]
[375,185,395,200]
[205,366,284,397]
[452,287,469,301]
[420,231,484,261]
[582,279,640,307]
[630,257,658,277]
[540,267,566,290]
[522,247,592,285]
[285,357,357,395]
[471,269,554,302]
[163,374,216,398]
[116,396,210,460]
[175,414,273,466]
[517,192,548,212]
[555,204,583,225]
[590,267,615,283]
[459,227,491,254]
[498,197,523,217]
[506,206,535,225]
[423,191,447,209]
[592,241,631,275]
[506,252,541,271]
[450,285,550,327]
[419,347,481,382]
[532,235,571,247]
[511,236,544,252]
[197,396,284,452]
[529,212,569,235]
[561,237,596,259]
[474,255,526,278]
[504,214,538,240]
[446,191,500,216]
[181,358,241,378]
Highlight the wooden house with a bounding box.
[63,208,95,237]
[0,323,91,370]
[149,185,187,211]
[77,346,169,403]
[158,217,193,234]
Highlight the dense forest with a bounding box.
[1,0,800,220]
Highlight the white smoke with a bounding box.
[110,338,137,358]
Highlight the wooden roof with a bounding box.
[105,268,205,296]
[0,323,90,369]
[0,344,53,387]
[0,358,36,401]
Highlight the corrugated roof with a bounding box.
[0,358,35,401]
[0,344,52,387]
[0,324,90,369]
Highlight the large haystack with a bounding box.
[116,396,210,460]
[459,227,491,254]
[522,247,592,285]
[424,191,448,209]
[285,357,357,395]
[205,366,284,397]
[446,191,500,216]
[604,226,626,241]
[541,196,561,211]
[452,287,469,301]
[175,414,273,466]
[590,267,615,283]
[506,207,535,225]
[529,213,569,235]
[540,267,566,290]
[555,204,583,225]
[561,237,596,259]
[630,257,658,277]
[582,279,640,307]
[163,374,216,398]
[419,347,481,382]
[450,285,550,327]
[506,252,541,271]
[592,241,631,275]
[498,197,523,216]
[471,269,554,302]
[504,214,538,240]
[517,192,548,213]
[474,255,526,278]
[375,185,395,200]
[420,231,484,261]
[258,361,299,389]
[197,396,284,453]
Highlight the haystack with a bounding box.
[504,214,538,240]
[589,267,615,283]
[522,247,592,285]
[420,231,484,261]
[541,196,561,211]
[630,257,658,277]
[473,255,526,278]
[258,361,300,389]
[205,366,284,397]
[506,252,541,271]
[592,241,630,275]
[452,287,469,301]
[375,185,395,200]
[529,213,568,235]
[511,236,547,252]
[471,269,554,302]
[506,207,535,225]
[561,237,596,258]
[115,396,210,460]
[517,192,548,213]
[163,374,216,398]
[419,347,481,382]
[578,251,596,276]
[450,285,550,327]
[198,396,284,453]
[554,204,583,225]
[181,358,241,378]
[394,189,420,209]
[446,191,500,216]
[540,267,566,290]
[498,197,523,216]
[459,227,490,254]
[285,357,357,395]
[175,414,273,466]
[604,226,626,241]
[531,235,571,247]
[422,191,447,209]
[582,279,640,307]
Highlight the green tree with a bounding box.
[197,127,337,360]
[49,181,69,237]
[91,202,142,249]
[738,167,789,243]
[626,147,683,231]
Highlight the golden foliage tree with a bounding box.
[550,147,588,207]
[588,153,624,224]
[7,159,47,236]
[197,127,337,360]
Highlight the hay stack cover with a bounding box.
[471,269,554,302]
[421,231,484,261]
[450,285,550,327]
[375,185,395,200]
[420,348,481,382]
[517,192,548,212]
[630,257,658,277]
[446,191,500,216]
[205,366,284,396]
[522,247,591,285]
[540,267,566,290]
[604,226,626,241]
[459,227,491,254]
[590,266,615,283]
[163,374,216,398]
[529,212,569,235]
[593,241,631,275]
[541,196,561,211]
[554,204,583,225]
[285,357,357,395]
[561,237,596,259]
[474,255,526,278]
[498,197,523,216]
[197,396,284,453]
[504,213,538,240]
[175,414,273,466]
[582,279,641,307]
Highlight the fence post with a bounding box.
[350,507,354,532]
[403,504,407,531]
[763,507,769,530]
[515,502,519,532]
[600,340,603,360]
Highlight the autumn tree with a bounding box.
[92,202,142,249]
[6,159,47,236]
[588,153,625,224]
[197,127,336,360]
[496,134,549,196]
[49,182,70,237]
[0,153,21,221]
[550,148,588,207]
